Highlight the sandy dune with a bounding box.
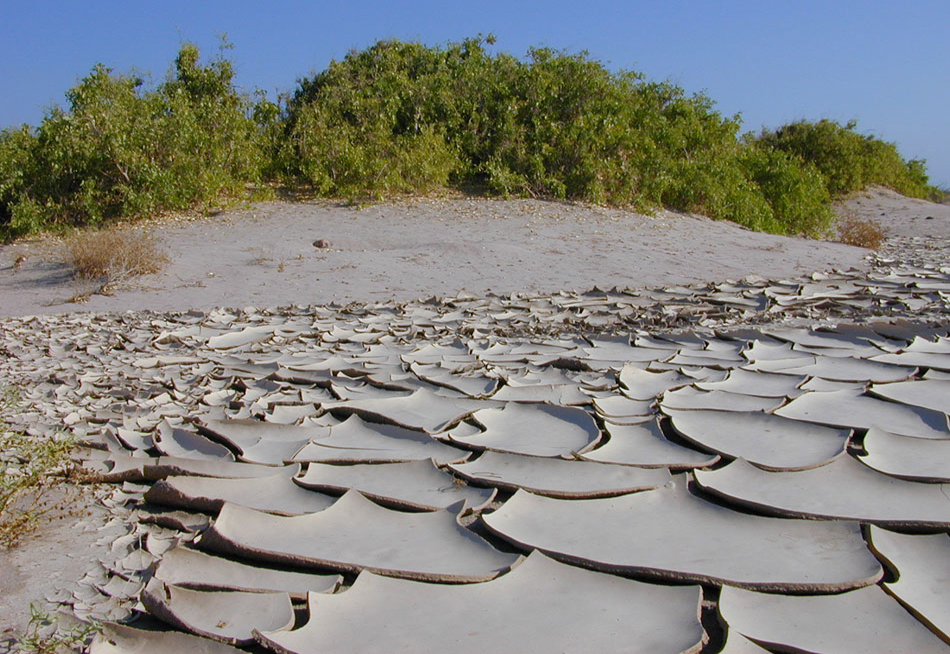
[2,187,947,318]
[5,190,938,318]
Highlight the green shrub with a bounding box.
[737,144,833,236]
[0,126,40,237]
[928,186,950,203]
[281,38,876,235]
[285,39,469,198]
[754,119,930,198]
[0,42,264,239]
[291,104,459,199]
[0,36,938,239]
[286,40,760,212]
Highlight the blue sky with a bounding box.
[3,0,948,187]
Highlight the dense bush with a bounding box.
[737,144,833,235]
[0,125,39,235]
[0,37,937,240]
[285,41,749,207]
[281,38,840,234]
[754,119,930,198]
[0,42,265,238]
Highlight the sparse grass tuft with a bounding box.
[62,225,168,288]
[16,603,101,653]
[0,388,87,549]
[836,212,886,250]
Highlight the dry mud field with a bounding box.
[0,187,949,652]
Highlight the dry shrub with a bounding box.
[836,212,885,249]
[64,225,168,283]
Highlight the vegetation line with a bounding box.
[0,36,940,241]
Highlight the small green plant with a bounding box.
[16,603,101,653]
[0,388,83,548]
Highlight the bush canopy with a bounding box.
[0,37,936,240]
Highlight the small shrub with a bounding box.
[836,212,886,249]
[927,186,950,204]
[63,225,168,285]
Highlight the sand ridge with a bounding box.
[0,195,888,318]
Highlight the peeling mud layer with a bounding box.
[0,187,949,652]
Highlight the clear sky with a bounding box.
[3,0,948,187]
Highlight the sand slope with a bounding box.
[0,195,895,318]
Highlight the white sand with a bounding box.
[4,193,923,318]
